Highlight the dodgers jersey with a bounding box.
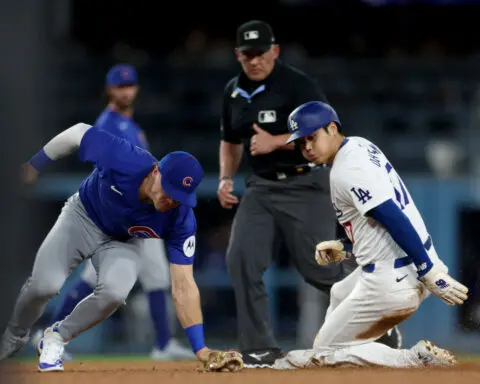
[78,127,196,265]
[95,107,149,150]
[330,137,440,267]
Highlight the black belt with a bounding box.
[256,164,315,181]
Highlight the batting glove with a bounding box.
[419,265,469,306]
[315,240,347,266]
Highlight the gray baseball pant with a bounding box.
[226,169,346,351]
[7,193,142,341]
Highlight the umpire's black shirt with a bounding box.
[221,60,327,176]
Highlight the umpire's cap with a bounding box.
[286,101,342,144]
[236,20,275,52]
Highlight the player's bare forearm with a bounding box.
[170,264,203,327]
[274,133,295,151]
[219,140,243,179]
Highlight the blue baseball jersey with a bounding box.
[95,108,149,150]
[77,127,196,265]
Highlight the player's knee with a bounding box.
[330,280,347,304]
[28,276,63,299]
[96,282,130,307]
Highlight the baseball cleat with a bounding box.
[286,349,317,369]
[33,329,73,361]
[37,326,66,372]
[411,339,456,367]
[242,348,284,368]
[150,339,195,361]
[272,356,299,370]
[0,328,29,361]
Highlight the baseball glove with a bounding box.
[315,240,347,265]
[198,350,244,373]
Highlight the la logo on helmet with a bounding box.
[183,176,193,187]
[289,118,298,131]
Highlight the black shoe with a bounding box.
[242,348,284,368]
[376,326,403,349]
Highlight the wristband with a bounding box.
[185,323,206,353]
[29,149,53,171]
[220,176,233,181]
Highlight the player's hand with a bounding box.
[419,265,469,306]
[217,178,239,209]
[21,163,39,185]
[250,124,277,156]
[315,240,346,266]
[196,347,244,372]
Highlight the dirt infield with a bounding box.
[3,361,480,384]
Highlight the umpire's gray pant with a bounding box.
[226,169,345,351]
[7,193,143,342]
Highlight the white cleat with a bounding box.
[411,339,457,368]
[285,349,317,369]
[150,339,195,361]
[272,357,299,370]
[37,326,66,372]
[33,329,73,361]
[0,328,29,361]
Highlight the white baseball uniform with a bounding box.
[282,136,448,368]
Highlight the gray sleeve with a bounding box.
[43,123,92,160]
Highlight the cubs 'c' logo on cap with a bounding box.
[121,69,130,79]
[289,118,298,131]
[183,176,193,187]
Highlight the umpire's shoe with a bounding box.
[243,348,284,368]
[376,326,403,349]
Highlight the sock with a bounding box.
[147,290,170,350]
[49,280,94,325]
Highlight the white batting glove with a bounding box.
[419,265,469,306]
[315,240,346,266]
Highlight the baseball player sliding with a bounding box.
[273,101,468,369]
[0,123,243,373]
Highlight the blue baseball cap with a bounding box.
[286,101,341,144]
[158,151,204,208]
[106,64,138,87]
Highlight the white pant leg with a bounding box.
[136,239,170,292]
[313,262,428,367]
[80,259,98,288]
[285,261,429,369]
[326,266,362,319]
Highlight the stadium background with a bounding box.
[6,0,480,359]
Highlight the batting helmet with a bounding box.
[286,101,341,144]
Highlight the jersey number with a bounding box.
[385,162,409,209]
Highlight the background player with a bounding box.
[273,101,468,369]
[30,64,193,361]
[0,123,243,373]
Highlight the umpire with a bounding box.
[218,20,344,368]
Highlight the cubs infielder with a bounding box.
[0,123,243,373]
[31,64,193,361]
[273,101,469,369]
